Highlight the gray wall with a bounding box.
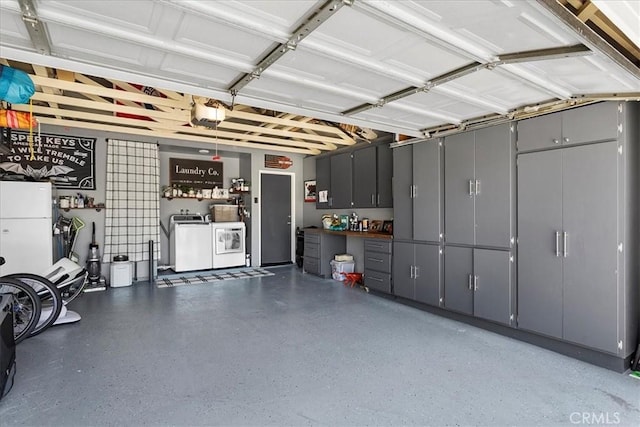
[158,150,240,269]
[39,123,306,281]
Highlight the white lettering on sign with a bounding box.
[174,165,220,177]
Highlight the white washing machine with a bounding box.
[211,222,245,268]
[169,214,212,272]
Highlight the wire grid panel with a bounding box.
[104,139,160,262]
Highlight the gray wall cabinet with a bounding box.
[393,241,441,306]
[444,124,513,248]
[444,246,512,325]
[392,139,442,242]
[315,156,331,209]
[516,101,638,357]
[376,144,393,208]
[352,144,393,208]
[330,152,353,209]
[353,146,377,208]
[517,102,619,151]
[316,141,393,209]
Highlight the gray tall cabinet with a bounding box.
[443,124,515,326]
[390,101,638,369]
[392,139,443,303]
[517,102,638,357]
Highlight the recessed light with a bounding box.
[198,149,209,154]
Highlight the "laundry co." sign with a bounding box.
[169,158,223,189]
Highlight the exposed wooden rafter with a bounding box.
[9,65,356,154]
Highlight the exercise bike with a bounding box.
[3,257,88,338]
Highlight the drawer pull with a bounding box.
[368,276,383,282]
[367,258,384,263]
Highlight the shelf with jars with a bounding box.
[161,185,245,201]
[58,195,105,211]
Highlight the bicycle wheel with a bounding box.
[5,273,63,337]
[0,277,41,344]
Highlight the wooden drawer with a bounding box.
[303,256,320,276]
[364,251,392,273]
[304,242,319,258]
[304,232,320,244]
[364,239,392,254]
[364,269,391,293]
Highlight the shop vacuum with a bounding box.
[84,221,106,292]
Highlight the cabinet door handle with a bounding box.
[469,180,474,196]
[475,179,480,195]
[377,194,380,205]
[563,231,568,258]
[555,231,561,257]
[553,138,560,144]
[410,185,414,199]
[413,185,418,198]
[474,275,478,291]
[563,137,570,143]
[329,197,333,207]
[468,274,473,290]
[410,265,414,279]
[414,266,420,279]
[371,194,375,205]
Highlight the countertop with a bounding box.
[303,227,393,240]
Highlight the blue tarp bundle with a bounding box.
[0,65,35,104]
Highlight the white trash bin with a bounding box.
[110,261,133,287]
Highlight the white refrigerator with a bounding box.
[0,181,53,276]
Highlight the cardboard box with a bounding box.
[334,253,354,262]
[210,204,239,222]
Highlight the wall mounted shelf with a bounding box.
[61,206,105,212]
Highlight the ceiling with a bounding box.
[0,0,639,155]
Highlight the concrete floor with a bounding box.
[1,265,638,426]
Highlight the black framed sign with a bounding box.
[0,130,96,189]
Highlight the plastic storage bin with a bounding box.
[330,260,355,281]
[110,261,133,287]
